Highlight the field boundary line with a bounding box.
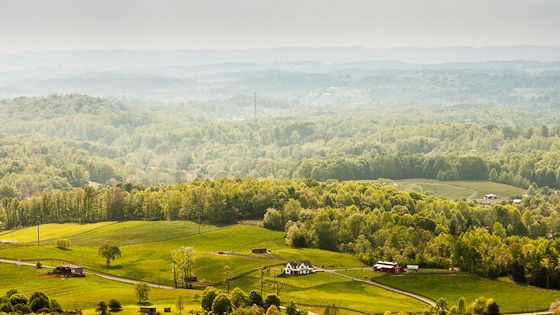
[242,275,354,290]
[16,221,121,246]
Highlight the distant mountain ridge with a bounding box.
[1,46,560,71]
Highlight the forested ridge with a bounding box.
[3,177,560,289]
[3,95,560,201]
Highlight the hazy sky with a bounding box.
[1,0,559,53]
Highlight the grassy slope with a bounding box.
[68,221,226,246]
[218,277,427,313]
[0,263,198,315]
[335,269,385,279]
[249,270,351,287]
[0,223,360,285]
[394,179,526,200]
[0,222,116,244]
[375,273,557,313]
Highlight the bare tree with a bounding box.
[178,246,196,288]
[270,267,281,295]
[223,265,232,293]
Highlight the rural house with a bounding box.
[373,261,403,273]
[283,260,314,275]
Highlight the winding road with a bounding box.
[316,268,436,307]
[0,259,553,315]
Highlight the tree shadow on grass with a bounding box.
[103,264,124,270]
[136,302,153,306]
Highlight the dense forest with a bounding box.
[1,57,560,291]
[2,95,560,201]
[2,177,560,289]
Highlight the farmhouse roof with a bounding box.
[59,264,82,269]
[373,261,400,269]
[288,260,313,268]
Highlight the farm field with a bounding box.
[0,263,196,315]
[250,269,351,287]
[217,277,428,313]
[393,179,526,201]
[0,224,287,285]
[375,273,557,313]
[335,269,385,279]
[0,222,116,244]
[0,223,359,286]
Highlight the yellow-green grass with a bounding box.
[394,179,526,200]
[0,222,116,244]
[0,224,360,288]
[271,248,362,268]
[283,282,427,313]
[68,221,227,247]
[218,277,428,313]
[248,270,350,287]
[375,273,557,313]
[394,180,475,200]
[444,180,526,199]
[0,225,287,285]
[335,269,386,279]
[0,263,198,313]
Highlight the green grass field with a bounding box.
[0,225,287,285]
[393,179,526,201]
[249,270,351,287]
[375,273,557,313]
[0,222,116,244]
[68,221,227,247]
[0,223,363,287]
[0,263,198,315]
[335,269,385,279]
[217,277,428,313]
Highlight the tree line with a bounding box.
[2,177,560,289]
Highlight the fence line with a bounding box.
[206,263,286,287]
[243,275,354,290]
[225,252,288,261]
[367,277,435,303]
[286,302,369,314]
[17,222,121,246]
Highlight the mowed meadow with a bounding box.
[2,220,560,314]
[0,221,426,314]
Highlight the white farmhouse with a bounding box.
[283,260,314,275]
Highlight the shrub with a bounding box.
[108,299,122,311]
[263,294,280,311]
[211,293,232,315]
[9,294,28,306]
[56,238,71,249]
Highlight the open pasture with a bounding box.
[375,273,557,313]
[0,263,196,314]
[218,277,428,314]
[393,179,526,200]
[0,222,116,244]
[0,225,287,285]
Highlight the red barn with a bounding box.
[373,261,403,273]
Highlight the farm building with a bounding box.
[284,260,314,275]
[373,261,403,273]
[483,194,499,200]
[139,307,157,313]
[407,265,419,271]
[252,248,267,254]
[53,264,84,277]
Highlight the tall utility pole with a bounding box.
[36,215,41,246]
[197,202,202,234]
[254,92,257,127]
